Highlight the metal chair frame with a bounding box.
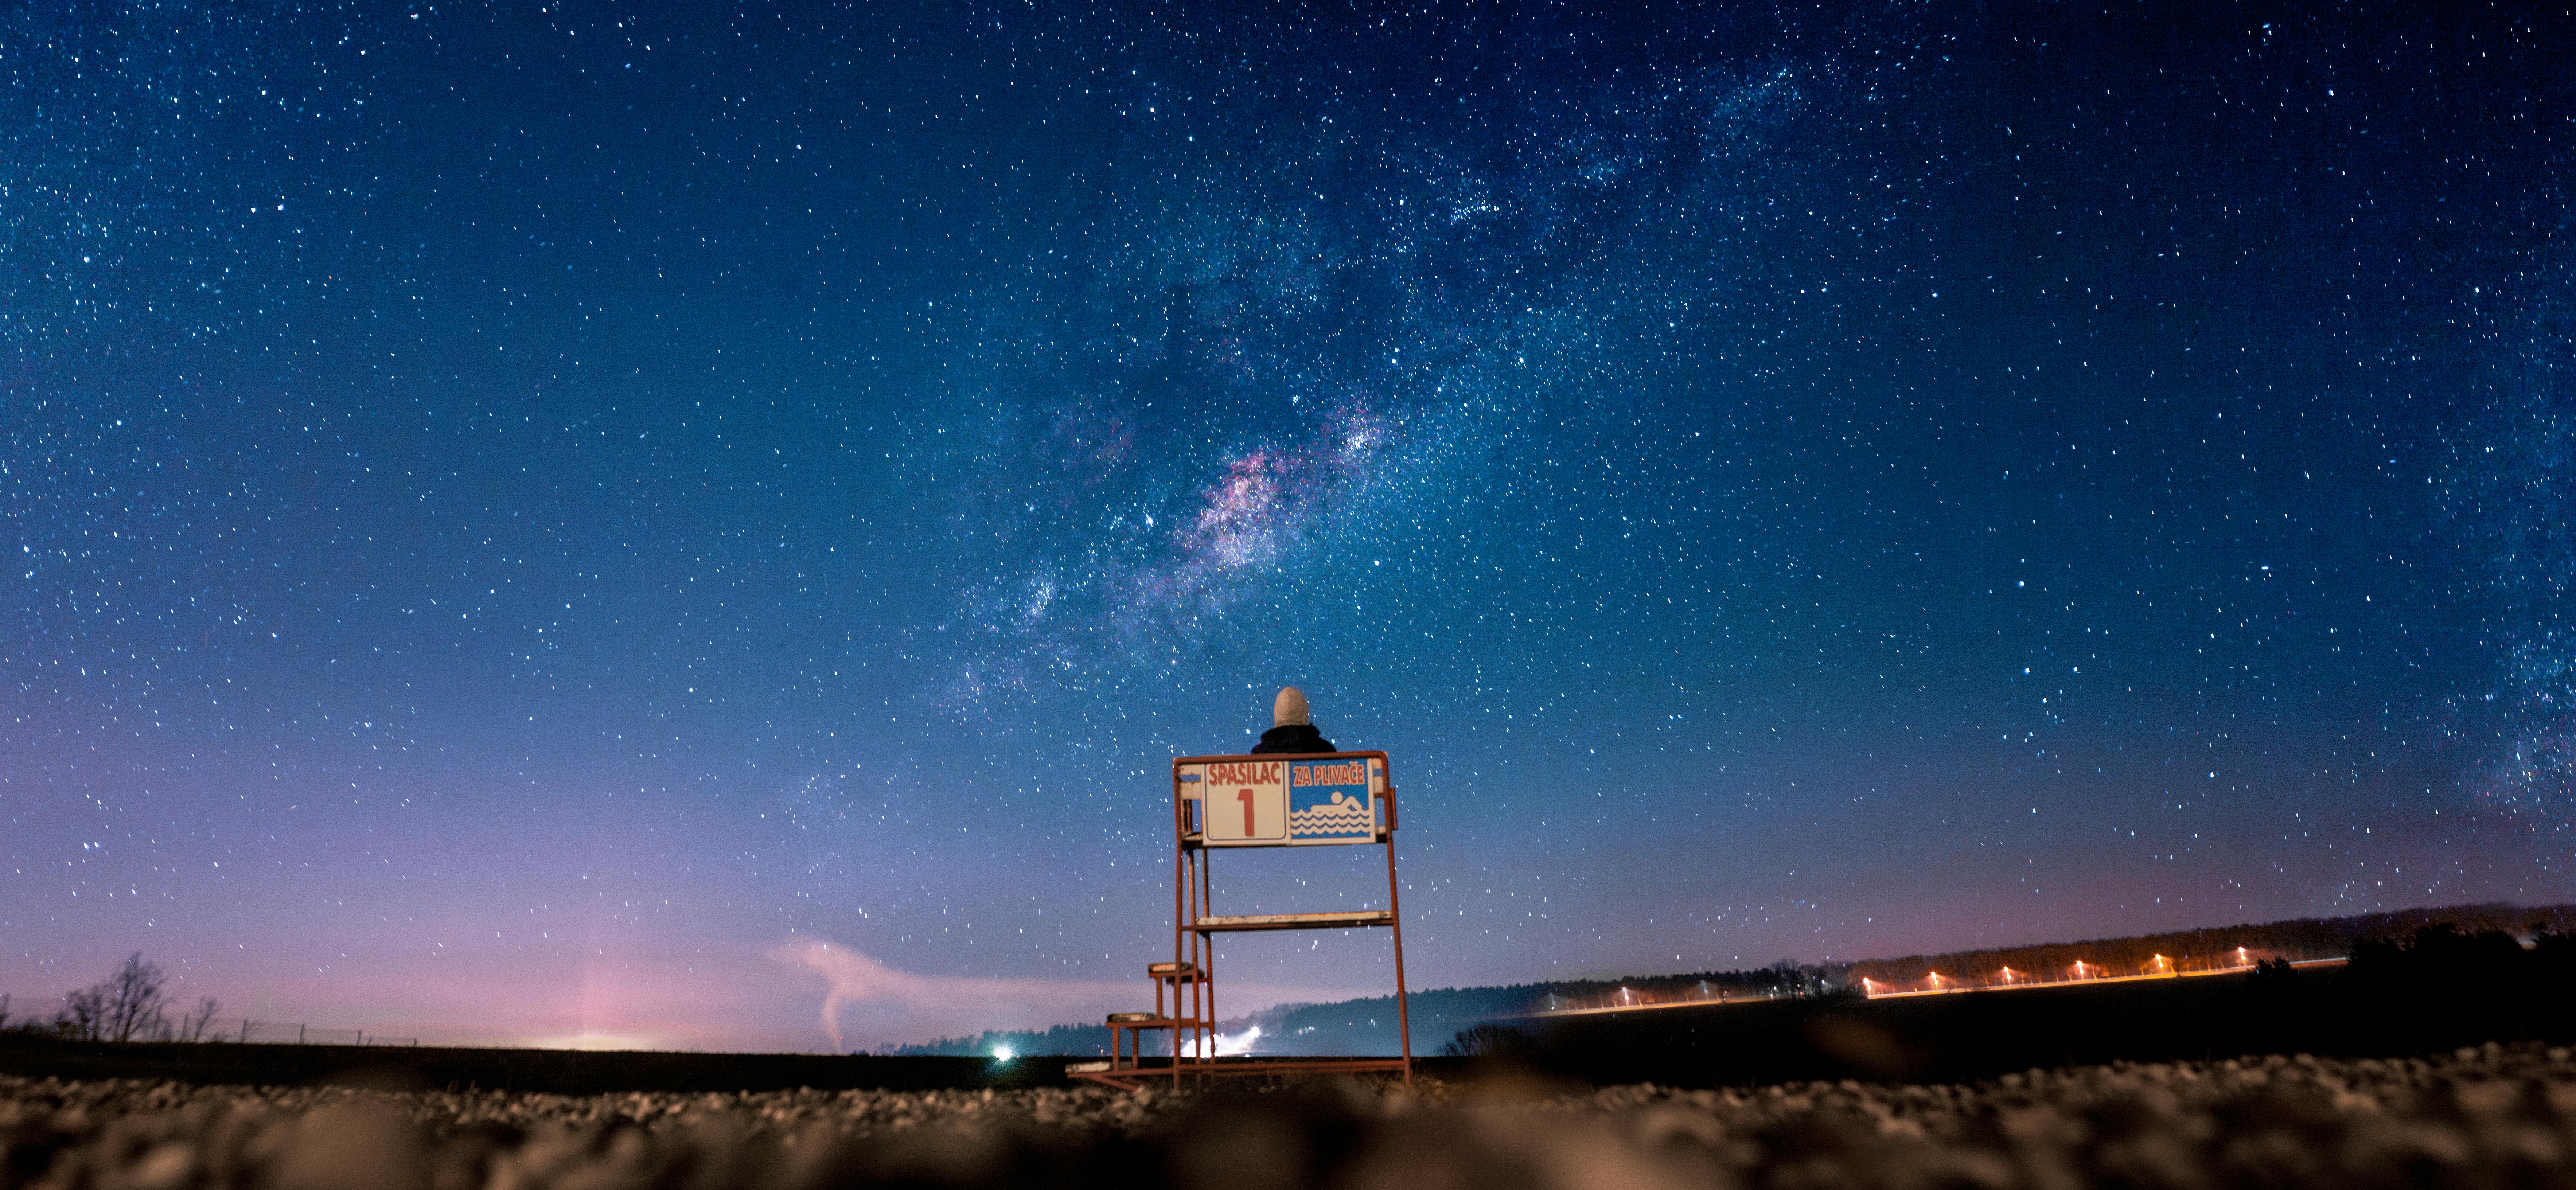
[1073,750,1412,1089]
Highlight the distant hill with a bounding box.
[885,966,1821,1058]
[885,901,2575,1057]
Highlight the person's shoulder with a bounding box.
[1250,726,1340,754]
[1251,726,1318,754]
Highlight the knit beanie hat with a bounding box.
[1273,686,1311,727]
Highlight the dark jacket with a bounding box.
[1250,724,1337,754]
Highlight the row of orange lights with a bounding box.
[1859,947,2259,996]
[1542,980,1796,1014]
[1542,947,2272,1011]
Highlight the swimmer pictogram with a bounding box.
[1288,788,1375,839]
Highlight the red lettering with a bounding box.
[1290,760,1366,787]
[1208,761,1285,788]
[1237,788,1256,836]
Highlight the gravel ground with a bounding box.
[5,1042,2572,1189]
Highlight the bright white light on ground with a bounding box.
[525,1032,656,1052]
[1181,1025,1262,1058]
[992,1046,1015,1062]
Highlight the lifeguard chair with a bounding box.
[1071,750,1413,1088]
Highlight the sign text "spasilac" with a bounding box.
[1204,761,1280,787]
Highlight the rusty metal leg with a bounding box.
[1174,838,1192,1088]
[1199,848,1216,1083]
[1386,836,1412,1087]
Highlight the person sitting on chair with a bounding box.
[1250,686,1338,754]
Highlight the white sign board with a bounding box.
[1176,754,1385,847]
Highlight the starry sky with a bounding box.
[5,0,2571,1053]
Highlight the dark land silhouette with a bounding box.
[5,915,2569,1092]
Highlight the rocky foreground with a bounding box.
[4,1043,2572,1189]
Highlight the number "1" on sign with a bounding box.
[1195,768,1284,842]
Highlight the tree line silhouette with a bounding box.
[1506,917,2576,1086]
[891,965,1842,1057]
[0,954,221,1044]
[1845,902,2576,988]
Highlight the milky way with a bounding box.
[3,2,2568,1051]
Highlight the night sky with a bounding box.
[5,1,2570,1053]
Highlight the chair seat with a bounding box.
[1106,1012,1164,1024]
[1147,961,1201,978]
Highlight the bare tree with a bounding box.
[59,984,110,1040]
[59,954,171,1043]
[178,996,222,1043]
[102,954,169,1042]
